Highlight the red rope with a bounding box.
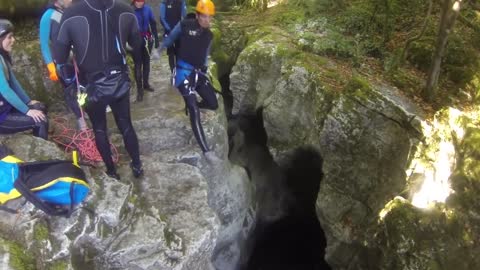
[51,116,119,166]
[51,57,119,165]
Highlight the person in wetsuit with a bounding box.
[39,0,87,130]
[160,0,218,159]
[132,0,159,102]
[0,19,49,140]
[54,0,144,179]
[159,0,186,74]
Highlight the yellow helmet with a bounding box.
[196,0,215,16]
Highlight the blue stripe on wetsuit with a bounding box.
[40,8,54,65]
[159,3,170,32]
[0,62,30,114]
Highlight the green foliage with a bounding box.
[297,0,480,98]
[388,69,423,95]
[406,39,435,72]
[443,35,479,86]
[316,31,355,58]
[300,0,346,14]
[407,33,480,88]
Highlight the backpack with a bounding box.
[0,145,90,217]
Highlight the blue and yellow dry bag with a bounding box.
[0,145,89,217]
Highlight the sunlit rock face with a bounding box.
[229,24,480,269]
[374,108,480,270]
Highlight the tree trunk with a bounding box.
[424,0,463,102]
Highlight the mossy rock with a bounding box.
[376,197,480,270]
[0,238,36,270]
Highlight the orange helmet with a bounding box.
[196,0,215,16]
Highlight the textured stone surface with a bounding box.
[0,56,251,270]
[227,24,480,270]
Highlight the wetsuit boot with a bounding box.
[130,161,144,178]
[106,169,120,180]
[144,82,154,92]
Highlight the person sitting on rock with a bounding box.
[39,0,87,130]
[159,0,218,160]
[0,19,49,140]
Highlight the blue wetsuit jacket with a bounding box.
[159,0,186,33]
[39,5,63,67]
[0,55,31,121]
[134,4,158,37]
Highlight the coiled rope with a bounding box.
[51,116,119,166]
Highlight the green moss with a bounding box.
[208,63,223,92]
[210,25,232,78]
[7,241,36,270]
[48,261,68,270]
[33,223,49,242]
[377,198,477,269]
[344,76,372,97]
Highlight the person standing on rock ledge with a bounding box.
[159,0,219,161]
[131,0,159,102]
[159,0,186,74]
[54,0,144,180]
[40,0,88,130]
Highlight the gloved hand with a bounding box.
[77,85,88,107]
[47,62,59,82]
[154,36,160,48]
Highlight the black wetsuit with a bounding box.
[55,0,143,174]
[133,4,158,98]
[161,18,218,153]
[0,104,49,140]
